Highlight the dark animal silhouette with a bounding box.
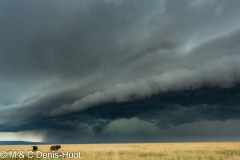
[32,146,38,152]
[50,145,61,151]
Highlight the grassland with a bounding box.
[1,142,240,160]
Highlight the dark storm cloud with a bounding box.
[81,83,240,130]
[1,84,240,135]
[1,0,240,141]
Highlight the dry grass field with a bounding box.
[1,142,240,160]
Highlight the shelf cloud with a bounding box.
[1,0,240,142]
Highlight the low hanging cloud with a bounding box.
[1,0,240,142]
[49,55,240,116]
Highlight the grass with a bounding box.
[1,142,240,160]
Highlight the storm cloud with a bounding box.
[1,0,240,142]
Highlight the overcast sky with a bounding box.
[1,0,240,143]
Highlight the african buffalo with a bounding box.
[50,145,61,151]
[32,146,38,151]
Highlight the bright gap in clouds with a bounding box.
[0,131,45,142]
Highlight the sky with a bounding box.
[1,0,240,143]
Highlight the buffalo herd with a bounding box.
[31,145,61,151]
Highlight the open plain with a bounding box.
[1,142,240,160]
